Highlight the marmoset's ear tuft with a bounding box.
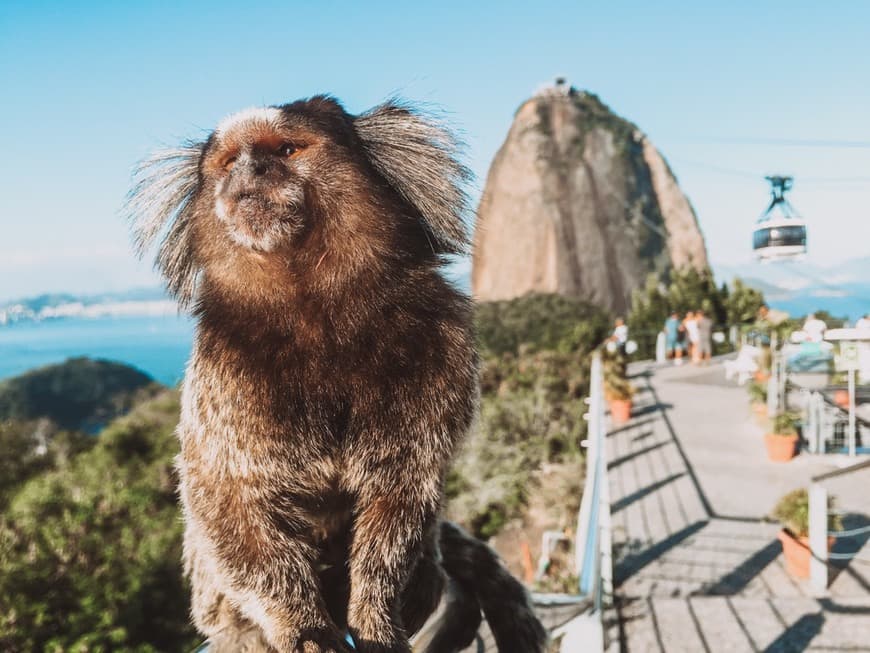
[354,100,472,255]
[123,142,204,308]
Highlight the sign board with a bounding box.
[836,341,860,372]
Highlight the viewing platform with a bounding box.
[604,360,870,652]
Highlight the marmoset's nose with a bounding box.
[235,152,271,177]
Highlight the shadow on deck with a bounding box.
[606,361,870,652]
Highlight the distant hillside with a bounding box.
[0,357,163,432]
[2,287,168,312]
[0,287,176,325]
[714,256,870,320]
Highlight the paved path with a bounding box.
[605,362,870,652]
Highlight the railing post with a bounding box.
[848,368,857,458]
[597,362,612,609]
[809,482,828,593]
[807,392,820,454]
[575,353,602,592]
[655,332,666,364]
[767,350,779,418]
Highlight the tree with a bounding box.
[475,293,612,357]
[722,278,766,325]
[627,267,737,359]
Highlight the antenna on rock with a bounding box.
[551,77,574,97]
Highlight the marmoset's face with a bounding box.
[200,104,357,253]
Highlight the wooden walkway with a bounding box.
[604,361,870,652]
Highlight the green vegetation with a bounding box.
[0,391,197,652]
[746,380,768,405]
[0,420,93,508]
[449,294,611,539]
[475,292,611,357]
[0,357,161,432]
[771,412,800,436]
[0,295,611,648]
[772,488,842,538]
[602,347,634,401]
[628,267,767,359]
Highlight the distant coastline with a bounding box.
[0,299,179,325]
[0,288,179,326]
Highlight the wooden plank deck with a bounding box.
[604,361,870,652]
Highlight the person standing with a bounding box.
[803,313,827,343]
[684,311,700,363]
[610,317,629,354]
[664,312,685,365]
[697,309,713,364]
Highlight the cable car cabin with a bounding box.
[753,175,808,261]
[753,218,807,260]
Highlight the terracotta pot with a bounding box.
[752,402,768,418]
[765,432,799,462]
[833,389,850,408]
[755,370,771,383]
[609,399,632,424]
[777,529,835,579]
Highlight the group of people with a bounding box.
[663,310,713,365]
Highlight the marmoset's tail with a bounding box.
[423,521,547,653]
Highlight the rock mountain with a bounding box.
[472,82,708,315]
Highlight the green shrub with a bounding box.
[747,381,767,404]
[0,391,198,652]
[772,488,842,538]
[448,294,611,539]
[475,293,611,357]
[771,412,799,436]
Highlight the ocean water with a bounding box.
[0,315,195,387]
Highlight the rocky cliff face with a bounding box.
[472,85,708,315]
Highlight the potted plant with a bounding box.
[754,345,773,382]
[765,412,801,462]
[605,376,634,424]
[833,388,850,408]
[772,488,841,579]
[747,380,768,419]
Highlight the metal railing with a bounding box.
[803,388,870,455]
[809,459,870,592]
[574,353,612,629]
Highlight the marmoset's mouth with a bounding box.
[217,191,303,252]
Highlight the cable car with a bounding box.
[753,175,807,260]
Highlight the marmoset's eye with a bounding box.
[280,143,298,157]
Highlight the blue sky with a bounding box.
[1,1,869,301]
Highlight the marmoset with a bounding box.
[126,96,547,653]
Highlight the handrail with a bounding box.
[574,352,612,616]
[809,458,870,591]
[812,458,870,483]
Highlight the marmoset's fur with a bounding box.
[126,96,547,653]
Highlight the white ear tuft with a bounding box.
[355,100,472,255]
[123,142,203,308]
